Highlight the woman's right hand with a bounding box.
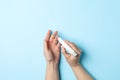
[61,40,93,80]
[61,40,82,67]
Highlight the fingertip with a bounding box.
[47,30,51,34]
[57,42,61,48]
[58,42,61,46]
[55,30,58,34]
[48,29,51,31]
[50,31,58,41]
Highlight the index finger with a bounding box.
[44,30,51,41]
[64,40,81,55]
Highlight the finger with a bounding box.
[55,42,61,52]
[50,31,58,42]
[44,40,48,51]
[64,40,81,55]
[57,42,61,48]
[61,46,69,58]
[44,30,51,42]
[53,36,58,45]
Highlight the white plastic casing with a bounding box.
[58,37,77,56]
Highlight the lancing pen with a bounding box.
[58,37,77,57]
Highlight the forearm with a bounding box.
[71,64,93,80]
[45,62,59,80]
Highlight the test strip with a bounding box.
[58,37,77,56]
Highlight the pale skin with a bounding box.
[44,30,93,80]
[62,41,93,80]
[44,30,60,80]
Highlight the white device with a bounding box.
[58,37,77,56]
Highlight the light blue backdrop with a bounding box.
[0,0,120,80]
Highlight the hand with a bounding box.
[44,30,60,80]
[44,30,61,64]
[62,40,93,80]
[61,40,82,67]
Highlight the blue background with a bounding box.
[0,0,120,80]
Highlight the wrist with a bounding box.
[71,63,81,69]
[47,61,58,68]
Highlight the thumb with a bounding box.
[61,46,69,58]
[64,40,81,55]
